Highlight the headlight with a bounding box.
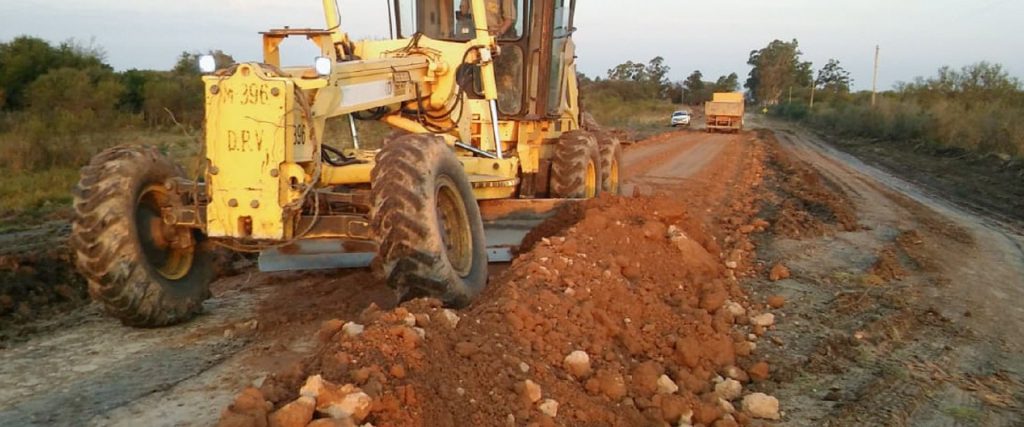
[314,57,332,77]
[198,54,216,74]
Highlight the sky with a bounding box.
[2,0,1022,91]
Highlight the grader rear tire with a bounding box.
[371,134,488,307]
[550,130,601,198]
[70,146,213,327]
[595,132,623,195]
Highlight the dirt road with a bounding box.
[1,125,1021,426]
[0,129,745,426]
[748,120,1024,425]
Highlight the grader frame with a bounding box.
[70,0,621,326]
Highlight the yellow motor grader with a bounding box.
[71,0,621,326]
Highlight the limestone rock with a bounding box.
[538,399,559,418]
[563,350,592,378]
[656,374,679,394]
[741,393,780,420]
[267,396,314,427]
[714,378,742,401]
[342,322,364,337]
[750,313,775,327]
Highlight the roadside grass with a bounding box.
[585,96,678,140]
[0,129,196,231]
[0,167,79,232]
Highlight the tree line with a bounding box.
[0,36,234,171]
[579,56,742,106]
[746,38,1023,157]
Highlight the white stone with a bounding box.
[538,399,559,417]
[656,375,679,394]
[519,362,530,373]
[440,309,461,328]
[563,350,591,377]
[522,380,542,403]
[725,300,746,317]
[718,397,736,414]
[342,322,365,337]
[299,375,325,398]
[402,313,416,326]
[676,409,694,426]
[714,378,742,401]
[322,391,372,422]
[742,393,781,420]
[751,313,775,327]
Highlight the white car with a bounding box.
[670,111,691,127]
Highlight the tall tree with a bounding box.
[0,36,107,110]
[682,70,706,105]
[745,39,812,104]
[644,56,671,95]
[816,59,851,94]
[713,73,740,93]
[607,60,646,81]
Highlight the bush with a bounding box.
[0,67,124,171]
[779,63,1024,159]
[143,74,203,128]
[771,102,809,120]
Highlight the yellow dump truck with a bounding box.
[705,92,744,133]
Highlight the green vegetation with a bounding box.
[676,70,740,105]
[579,57,680,138]
[745,39,813,105]
[0,36,231,225]
[745,39,1024,159]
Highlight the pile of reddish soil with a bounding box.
[221,192,782,427]
[758,132,858,238]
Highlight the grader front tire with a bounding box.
[370,134,488,307]
[70,146,213,327]
[550,130,601,199]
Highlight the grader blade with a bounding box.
[478,199,570,262]
[257,199,574,272]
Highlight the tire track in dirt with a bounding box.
[756,121,1024,426]
[621,131,711,180]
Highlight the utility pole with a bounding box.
[788,86,793,104]
[871,45,880,107]
[809,81,816,109]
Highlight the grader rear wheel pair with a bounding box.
[551,130,622,198]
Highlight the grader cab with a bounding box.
[70,0,622,326]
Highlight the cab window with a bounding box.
[545,0,572,115]
[397,0,524,41]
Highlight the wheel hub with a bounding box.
[435,177,473,277]
[585,159,598,198]
[609,157,620,194]
[136,185,195,281]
